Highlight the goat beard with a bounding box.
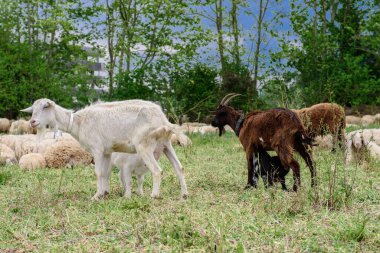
[218,126,226,136]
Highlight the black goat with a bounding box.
[254,151,290,190]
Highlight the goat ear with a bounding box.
[45,101,55,108]
[20,106,33,113]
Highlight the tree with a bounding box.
[0,0,103,118]
[273,0,380,106]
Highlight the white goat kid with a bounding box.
[22,98,189,200]
[111,145,164,197]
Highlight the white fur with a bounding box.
[19,153,46,170]
[345,129,380,162]
[0,143,17,165]
[22,98,189,200]
[111,146,164,198]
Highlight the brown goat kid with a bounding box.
[293,103,346,151]
[211,94,316,191]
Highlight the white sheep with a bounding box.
[0,134,35,151]
[0,118,11,133]
[22,98,190,200]
[9,119,36,135]
[0,143,17,165]
[361,115,375,126]
[19,153,46,170]
[15,139,37,160]
[198,125,218,135]
[346,129,380,162]
[367,142,380,160]
[314,134,333,150]
[346,115,362,125]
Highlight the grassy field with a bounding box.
[0,132,379,252]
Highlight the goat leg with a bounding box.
[245,153,258,188]
[280,177,288,191]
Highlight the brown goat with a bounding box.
[211,94,315,191]
[293,103,346,150]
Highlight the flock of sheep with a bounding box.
[0,98,380,199]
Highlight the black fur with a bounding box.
[255,151,290,190]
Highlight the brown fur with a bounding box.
[293,103,346,150]
[212,106,315,191]
[44,140,93,168]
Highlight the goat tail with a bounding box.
[148,124,192,147]
[170,124,192,147]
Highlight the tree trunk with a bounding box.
[106,0,115,98]
[215,0,226,88]
[231,0,240,66]
[252,0,268,96]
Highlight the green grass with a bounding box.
[346,123,380,133]
[0,133,380,252]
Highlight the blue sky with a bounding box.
[192,0,294,73]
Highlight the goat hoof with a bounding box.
[181,193,188,200]
[292,185,298,192]
[91,191,109,201]
[123,193,132,198]
[150,193,161,199]
[244,184,256,190]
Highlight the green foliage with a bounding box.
[270,0,380,107]
[168,64,220,122]
[111,70,156,101]
[0,0,102,118]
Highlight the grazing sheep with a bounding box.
[375,113,380,122]
[33,138,58,154]
[293,103,346,150]
[0,144,17,165]
[0,134,35,151]
[19,153,46,170]
[22,98,189,200]
[346,115,362,125]
[9,120,36,135]
[14,139,37,160]
[314,135,333,150]
[361,115,375,126]
[0,118,11,133]
[346,129,380,162]
[44,140,93,168]
[198,125,218,135]
[367,142,380,160]
[211,93,315,191]
[180,122,206,134]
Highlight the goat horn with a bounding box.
[223,94,241,105]
[220,93,237,105]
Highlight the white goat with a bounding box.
[111,146,164,198]
[22,98,189,200]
